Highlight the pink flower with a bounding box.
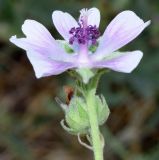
[10,8,150,78]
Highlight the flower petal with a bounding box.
[93,50,143,73]
[26,51,75,78]
[52,11,78,41]
[87,8,100,27]
[10,20,73,62]
[94,11,150,60]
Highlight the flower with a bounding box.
[10,8,150,78]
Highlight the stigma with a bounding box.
[69,10,100,46]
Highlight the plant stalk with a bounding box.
[86,89,104,160]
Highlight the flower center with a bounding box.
[69,21,100,46]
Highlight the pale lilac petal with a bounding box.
[26,51,75,78]
[94,11,150,60]
[52,11,78,41]
[87,8,100,27]
[22,19,54,44]
[9,20,76,78]
[93,51,143,73]
[10,20,73,62]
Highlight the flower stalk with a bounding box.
[86,88,104,160]
[74,69,107,160]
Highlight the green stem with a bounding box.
[86,89,104,160]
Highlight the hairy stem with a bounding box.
[86,89,104,160]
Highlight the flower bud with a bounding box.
[95,95,110,125]
[61,95,110,135]
[65,97,89,134]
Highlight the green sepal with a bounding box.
[103,51,127,61]
[57,40,74,54]
[89,44,98,53]
[95,95,110,125]
[65,97,89,134]
[76,68,95,84]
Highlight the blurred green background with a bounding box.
[0,0,159,159]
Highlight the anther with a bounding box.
[69,23,100,45]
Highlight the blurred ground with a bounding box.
[0,0,159,160]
